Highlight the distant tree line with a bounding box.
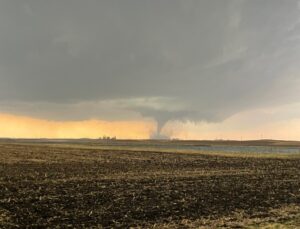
[99,136,117,141]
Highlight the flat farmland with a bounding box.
[1,143,300,228]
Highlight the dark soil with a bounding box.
[1,144,300,228]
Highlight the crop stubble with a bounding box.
[1,143,300,228]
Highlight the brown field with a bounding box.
[1,142,300,228]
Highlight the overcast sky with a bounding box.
[1,0,300,139]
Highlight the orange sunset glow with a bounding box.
[0,113,156,139]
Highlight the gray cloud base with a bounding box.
[0,0,300,131]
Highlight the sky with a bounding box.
[1,0,300,140]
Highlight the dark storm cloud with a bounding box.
[1,0,300,126]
